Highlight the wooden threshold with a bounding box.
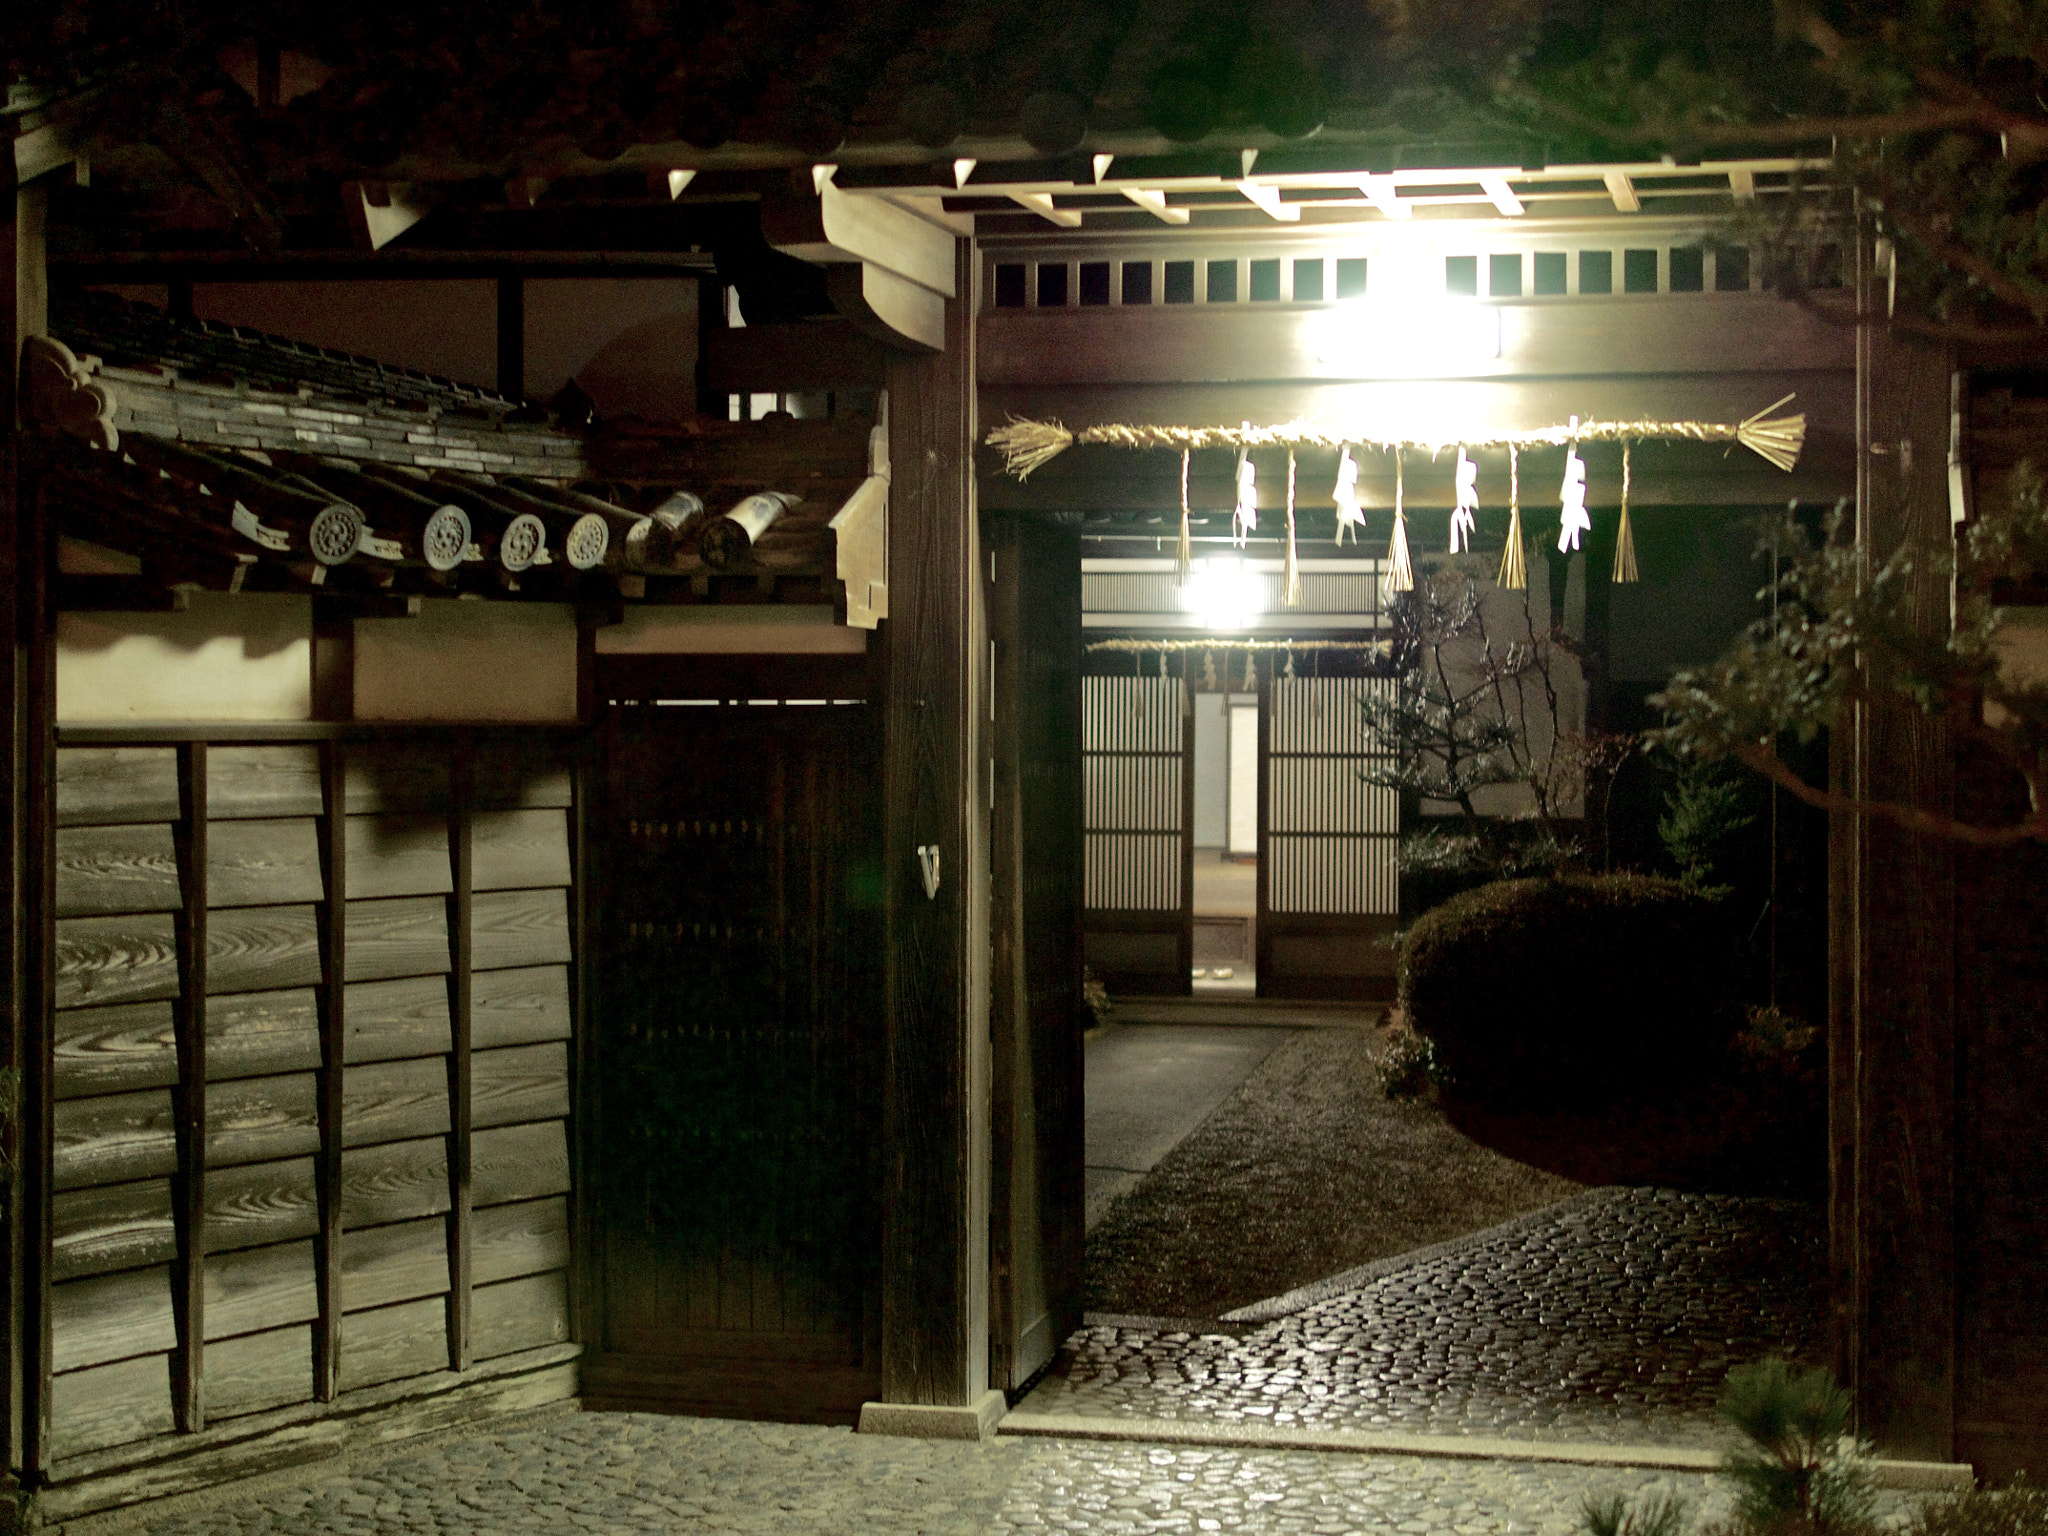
[578,1350,878,1427]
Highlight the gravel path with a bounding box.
[1038,1186,1827,1449]
[1085,1023,1584,1319]
[63,1408,1912,1536]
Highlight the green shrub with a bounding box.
[1397,873,1735,1106]
[1908,1476,2048,1536]
[1082,965,1114,1029]
[1374,1029,1442,1101]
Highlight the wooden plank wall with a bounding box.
[41,737,576,1472]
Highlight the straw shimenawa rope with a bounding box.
[984,393,1807,477]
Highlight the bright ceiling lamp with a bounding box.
[1182,557,1266,630]
[1310,299,1503,378]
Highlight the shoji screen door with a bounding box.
[1080,669,1192,996]
[1258,672,1401,999]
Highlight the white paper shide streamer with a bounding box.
[1451,448,1478,554]
[1332,445,1365,546]
[1557,447,1590,554]
[1233,447,1259,546]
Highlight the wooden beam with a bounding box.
[172,743,209,1432]
[9,179,58,1493]
[341,182,433,252]
[1479,175,1525,217]
[877,237,991,1409]
[764,180,956,299]
[827,264,944,354]
[1236,183,1300,223]
[1118,188,1190,225]
[314,744,348,1400]
[1356,175,1410,220]
[444,746,474,1372]
[1603,170,1641,213]
[1005,193,1081,230]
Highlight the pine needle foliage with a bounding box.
[1583,1489,1694,1536]
[1715,1358,1879,1536]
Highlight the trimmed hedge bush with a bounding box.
[1397,873,1738,1107]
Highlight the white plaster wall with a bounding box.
[57,594,312,722]
[355,601,578,722]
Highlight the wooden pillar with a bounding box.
[986,514,1085,1394]
[870,243,997,1431]
[4,172,53,1513]
[1832,220,1957,1459]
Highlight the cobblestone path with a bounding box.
[1023,1188,1826,1449]
[71,1411,1790,1536]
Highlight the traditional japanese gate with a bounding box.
[1257,669,1402,1000]
[1079,668,1192,996]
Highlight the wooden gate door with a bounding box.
[581,700,883,1421]
[988,517,1085,1392]
[1258,669,1401,1000]
[1080,664,1193,996]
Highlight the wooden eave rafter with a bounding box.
[824,157,1819,233]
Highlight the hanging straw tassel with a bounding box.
[1176,448,1193,584]
[1283,448,1302,607]
[1498,444,1527,590]
[1612,439,1640,583]
[1384,446,1414,595]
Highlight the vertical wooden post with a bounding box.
[172,742,209,1431]
[444,741,473,1373]
[311,598,354,723]
[2,164,51,1494]
[15,452,53,1486]
[314,743,349,1400]
[568,734,594,1347]
[8,163,56,1517]
[875,241,994,1419]
[1832,219,1958,1458]
[984,516,1085,1394]
[496,277,525,403]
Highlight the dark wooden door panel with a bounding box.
[589,702,882,1421]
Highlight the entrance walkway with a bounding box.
[1023,1187,1826,1452]
[1084,1020,1295,1226]
[67,1406,1764,1536]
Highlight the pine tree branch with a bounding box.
[1729,740,2048,845]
